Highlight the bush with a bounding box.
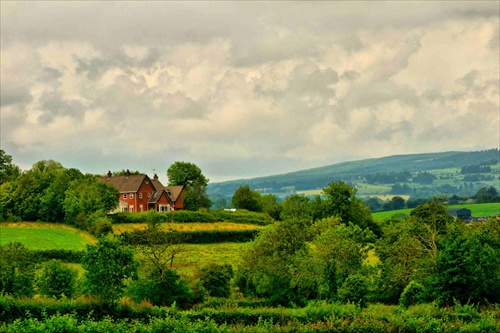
[32,249,85,263]
[338,274,369,308]
[128,268,193,309]
[35,260,78,299]
[399,281,426,308]
[195,264,234,298]
[121,229,260,245]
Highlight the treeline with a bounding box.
[0,158,119,236]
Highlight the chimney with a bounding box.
[126,169,130,177]
[154,174,158,180]
[107,171,112,178]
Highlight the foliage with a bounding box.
[399,281,426,308]
[232,185,262,212]
[474,186,499,203]
[167,161,208,187]
[63,175,119,229]
[182,180,212,211]
[82,237,138,304]
[338,274,369,307]
[0,150,21,185]
[128,267,193,308]
[280,195,311,220]
[259,194,282,221]
[0,242,36,298]
[194,263,234,298]
[35,259,78,299]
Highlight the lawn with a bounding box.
[0,222,96,250]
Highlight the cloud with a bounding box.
[1,2,498,182]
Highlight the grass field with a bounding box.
[373,202,500,220]
[112,222,264,234]
[0,222,96,250]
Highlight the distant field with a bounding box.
[0,222,96,250]
[373,203,500,220]
[112,222,264,234]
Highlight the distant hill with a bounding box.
[208,149,499,198]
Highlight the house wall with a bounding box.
[155,192,174,211]
[174,191,184,210]
[136,179,156,212]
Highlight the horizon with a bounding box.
[2,2,499,183]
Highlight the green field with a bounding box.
[373,203,500,220]
[0,222,96,250]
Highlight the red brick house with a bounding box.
[97,171,184,213]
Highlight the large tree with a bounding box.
[167,161,210,211]
[167,161,208,187]
[0,150,21,185]
[232,185,261,212]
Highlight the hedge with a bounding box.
[120,229,260,245]
[32,249,85,263]
[109,210,273,225]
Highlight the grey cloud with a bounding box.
[75,57,111,81]
[38,92,86,124]
[0,84,32,107]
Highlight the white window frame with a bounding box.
[129,206,134,212]
[139,193,143,199]
[130,193,134,199]
[123,194,127,199]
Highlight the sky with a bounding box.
[1,1,499,184]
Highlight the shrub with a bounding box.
[35,260,78,299]
[338,274,369,308]
[399,281,426,308]
[195,263,234,298]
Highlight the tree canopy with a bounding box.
[167,161,208,187]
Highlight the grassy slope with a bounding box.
[0,222,96,250]
[373,202,500,220]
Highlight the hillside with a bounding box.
[208,149,499,199]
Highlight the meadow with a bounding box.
[372,202,500,220]
[0,222,95,250]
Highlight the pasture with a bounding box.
[373,202,500,220]
[0,222,95,250]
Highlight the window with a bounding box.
[122,207,128,212]
[129,206,134,212]
[147,193,151,198]
[139,205,143,212]
[130,193,134,199]
[159,204,170,212]
[139,193,143,199]
[123,194,127,199]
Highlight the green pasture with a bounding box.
[373,202,500,220]
[0,222,95,250]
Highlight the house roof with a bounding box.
[165,185,183,201]
[97,174,154,193]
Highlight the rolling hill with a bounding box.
[208,149,499,199]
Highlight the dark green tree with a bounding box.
[82,237,138,305]
[232,185,261,212]
[259,194,282,220]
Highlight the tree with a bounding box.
[0,242,36,298]
[182,180,212,211]
[319,181,380,236]
[167,162,210,211]
[0,150,21,185]
[238,218,312,305]
[259,194,282,220]
[232,185,261,212]
[35,260,78,299]
[474,186,499,203]
[63,175,119,229]
[167,161,208,187]
[82,237,138,304]
[280,195,311,220]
